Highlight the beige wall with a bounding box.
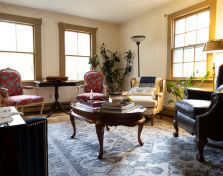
[0,3,119,103]
[1,0,223,106]
[118,0,223,107]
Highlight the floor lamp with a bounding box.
[131,35,145,77]
[203,39,223,91]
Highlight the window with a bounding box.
[167,0,216,80]
[173,10,209,78]
[65,31,91,80]
[0,22,34,80]
[59,22,97,80]
[0,13,42,81]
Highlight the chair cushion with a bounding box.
[1,95,44,106]
[76,93,106,100]
[175,99,211,119]
[129,95,157,108]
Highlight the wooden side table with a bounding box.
[0,107,28,176]
[34,81,80,118]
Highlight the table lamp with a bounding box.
[203,39,223,91]
[131,35,145,77]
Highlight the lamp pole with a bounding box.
[131,35,145,78]
[137,42,140,77]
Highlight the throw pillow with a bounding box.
[128,87,157,96]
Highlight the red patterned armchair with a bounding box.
[76,71,107,100]
[0,68,44,116]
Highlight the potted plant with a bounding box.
[167,70,210,104]
[88,55,100,70]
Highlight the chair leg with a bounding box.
[151,114,155,126]
[40,102,44,117]
[21,107,24,113]
[194,137,208,162]
[173,120,179,137]
[160,110,162,119]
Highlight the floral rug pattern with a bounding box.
[48,118,223,176]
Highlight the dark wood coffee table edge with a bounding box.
[69,103,146,159]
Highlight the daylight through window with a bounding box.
[0,21,34,80]
[173,9,209,78]
[65,31,91,80]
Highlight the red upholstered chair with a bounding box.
[0,68,44,116]
[76,71,107,100]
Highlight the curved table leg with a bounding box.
[106,125,110,131]
[138,124,144,146]
[43,101,56,114]
[57,101,69,114]
[70,111,76,139]
[45,101,57,118]
[96,120,105,159]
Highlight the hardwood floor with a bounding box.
[23,110,174,124]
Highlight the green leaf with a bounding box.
[168,100,174,104]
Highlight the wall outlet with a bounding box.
[49,94,53,99]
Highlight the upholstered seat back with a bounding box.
[0,69,22,97]
[131,77,163,95]
[84,71,104,93]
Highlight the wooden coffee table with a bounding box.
[70,102,146,159]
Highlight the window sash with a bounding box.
[64,30,91,80]
[172,9,209,78]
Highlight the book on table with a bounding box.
[101,102,135,110]
[109,95,132,103]
[99,104,139,113]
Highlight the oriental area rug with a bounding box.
[48,118,223,176]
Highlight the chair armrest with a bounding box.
[77,85,84,94]
[0,88,10,105]
[22,86,38,96]
[184,88,213,101]
[22,86,34,89]
[195,92,223,138]
[103,85,107,96]
[154,92,163,107]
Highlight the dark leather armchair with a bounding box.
[173,64,223,162]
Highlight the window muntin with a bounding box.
[65,31,91,80]
[173,10,209,78]
[0,21,34,80]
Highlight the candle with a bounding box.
[77,72,78,80]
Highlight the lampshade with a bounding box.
[203,39,223,53]
[131,35,145,43]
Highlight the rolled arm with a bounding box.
[195,92,223,139]
[155,92,163,108]
[184,88,213,101]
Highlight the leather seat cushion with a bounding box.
[129,95,157,108]
[175,99,211,119]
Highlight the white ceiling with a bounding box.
[0,0,173,24]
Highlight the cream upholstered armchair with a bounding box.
[123,77,166,126]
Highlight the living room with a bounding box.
[0,0,223,175]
